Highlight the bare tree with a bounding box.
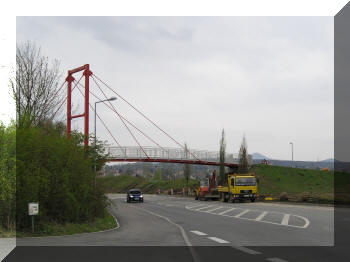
[183,143,191,195]
[12,41,63,126]
[238,135,249,174]
[219,128,226,185]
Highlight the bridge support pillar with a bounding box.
[66,64,92,148]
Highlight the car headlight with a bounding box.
[140,195,143,198]
[130,195,133,198]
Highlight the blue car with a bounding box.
[127,189,144,203]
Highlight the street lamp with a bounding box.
[94,97,117,174]
[289,142,294,164]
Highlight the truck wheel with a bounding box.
[223,193,228,202]
[220,193,225,202]
[251,198,255,203]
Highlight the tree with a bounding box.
[0,121,16,232]
[15,123,108,230]
[12,41,63,126]
[183,143,191,195]
[219,129,226,185]
[238,135,249,174]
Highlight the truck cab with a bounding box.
[218,174,258,202]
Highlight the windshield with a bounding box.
[130,190,141,195]
[235,177,256,186]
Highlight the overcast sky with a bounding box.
[15,16,334,161]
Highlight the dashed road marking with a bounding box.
[234,209,250,218]
[266,257,289,262]
[190,230,208,236]
[185,204,310,228]
[207,237,230,244]
[195,205,214,211]
[218,207,236,215]
[255,211,268,221]
[281,214,290,226]
[187,204,206,209]
[205,207,224,213]
[232,246,262,255]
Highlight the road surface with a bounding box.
[4,194,349,262]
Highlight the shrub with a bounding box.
[300,192,311,202]
[279,192,289,201]
[16,123,108,230]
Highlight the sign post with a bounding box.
[28,203,39,233]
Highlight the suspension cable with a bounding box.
[91,76,149,159]
[75,82,123,149]
[50,74,84,121]
[76,81,168,152]
[92,74,200,161]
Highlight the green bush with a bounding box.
[279,192,288,201]
[0,121,16,231]
[16,123,108,231]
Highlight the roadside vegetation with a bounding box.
[0,122,16,237]
[0,41,117,237]
[15,121,111,236]
[98,174,199,195]
[16,210,116,237]
[251,164,334,203]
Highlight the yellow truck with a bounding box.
[218,174,258,202]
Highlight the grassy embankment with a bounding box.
[98,175,198,194]
[250,164,335,203]
[14,210,117,238]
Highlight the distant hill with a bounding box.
[252,152,270,160]
[321,158,335,163]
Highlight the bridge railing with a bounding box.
[106,146,240,164]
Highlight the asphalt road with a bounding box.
[5,194,350,262]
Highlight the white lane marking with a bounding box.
[185,204,310,228]
[255,211,268,221]
[135,206,192,246]
[218,208,236,215]
[132,206,201,262]
[207,237,230,244]
[187,204,206,209]
[281,214,290,225]
[190,230,208,236]
[266,257,289,262]
[205,207,224,213]
[234,209,250,218]
[195,205,213,211]
[232,246,262,255]
[294,214,310,229]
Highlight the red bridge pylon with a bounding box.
[66,64,92,148]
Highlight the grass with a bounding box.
[98,175,198,194]
[250,164,335,203]
[16,210,117,238]
[0,226,16,238]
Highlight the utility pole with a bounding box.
[289,142,294,166]
[94,97,117,174]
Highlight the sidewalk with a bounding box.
[0,238,15,261]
